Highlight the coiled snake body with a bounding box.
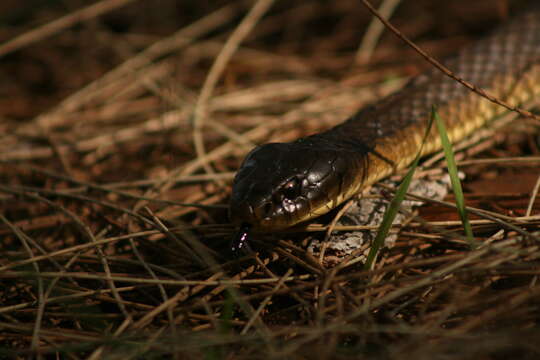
[229,9,540,244]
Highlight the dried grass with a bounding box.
[1,0,540,358]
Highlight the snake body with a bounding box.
[229,9,540,234]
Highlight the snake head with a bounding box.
[229,139,369,231]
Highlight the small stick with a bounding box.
[526,173,540,216]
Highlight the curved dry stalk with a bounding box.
[0,0,139,58]
[192,0,275,178]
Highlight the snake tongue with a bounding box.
[231,223,253,254]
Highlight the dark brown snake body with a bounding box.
[229,8,540,245]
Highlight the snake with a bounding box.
[228,8,540,250]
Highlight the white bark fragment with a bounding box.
[308,172,461,257]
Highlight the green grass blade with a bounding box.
[364,110,435,270]
[219,290,235,333]
[432,106,474,246]
[363,152,420,270]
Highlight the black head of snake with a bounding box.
[229,134,372,232]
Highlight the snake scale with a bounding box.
[229,7,540,249]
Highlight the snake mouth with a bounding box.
[231,223,252,253]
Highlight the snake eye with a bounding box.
[282,178,301,200]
